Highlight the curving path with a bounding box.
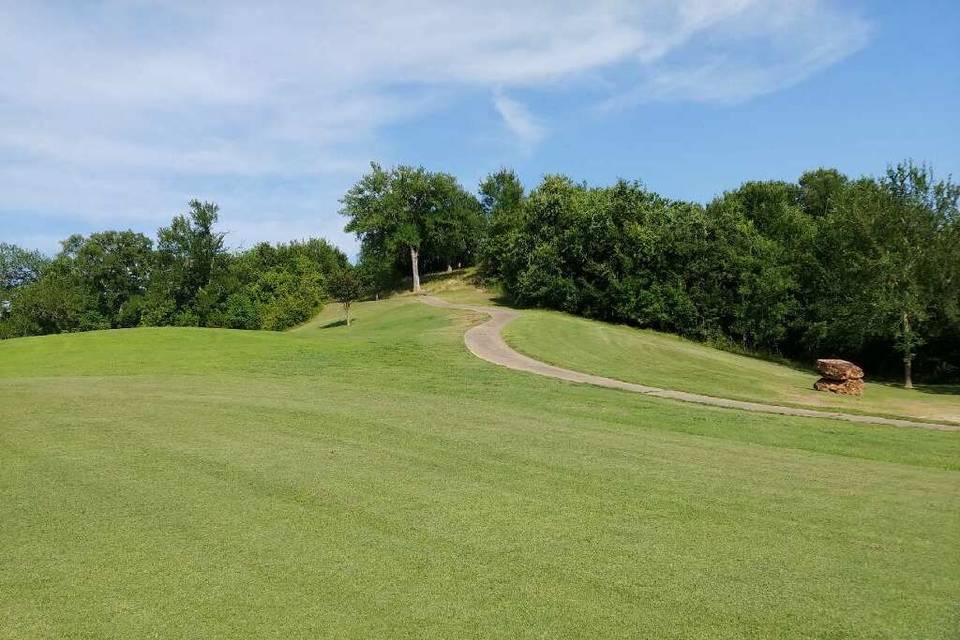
[420,295,960,432]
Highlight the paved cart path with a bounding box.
[420,295,960,432]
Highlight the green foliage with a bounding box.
[1,232,150,334]
[343,163,484,289]
[226,239,347,331]
[0,243,48,293]
[1,204,347,337]
[0,243,49,335]
[477,169,525,279]
[2,297,958,637]
[5,160,957,382]
[355,244,401,298]
[480,162,960,382]
[489,175,792,349]
[327,268,364,326]
[145,199,228,325]
[810,163,960,383]
[63,231,154,326]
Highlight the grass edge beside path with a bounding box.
[418,273,960,428]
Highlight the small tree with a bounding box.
[327,269,363,327]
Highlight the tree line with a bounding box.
[340,160,959,386]
[0,200,349,336]
[3,160,958,384]
[472,163,960,387]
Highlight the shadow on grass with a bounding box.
[420,269,469,285]
[419,268,514,306]
[320,319,348,329]
[882,383,960,396]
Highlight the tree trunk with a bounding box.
[345,303,351,327]
[410,246,421,293]
[902,311,913,389]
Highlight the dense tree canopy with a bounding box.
[0,202,348,338]
[4,160,957,384]
[341,163,482,292]
[0,243,48,294]
[475,161,960,384]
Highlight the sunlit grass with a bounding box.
[1,296,958,638]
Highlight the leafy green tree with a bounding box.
[707,181,820,352]
[816,163,959,387]
[798,168,848,218]
[423,174,485,272]
[146,200,227,325]
[327,268,363,326]
[0,260,94,336]
[0,243,48,294]
[341,163,421,291]
[0,243,49,332]
[60,231,154,327]
[477,169,525,279]
[222,238,347,331]
[1,233,152,335]
[341,163,480,292]
[480,168,525,217]
[356,244,400,299]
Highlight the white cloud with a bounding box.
[0,1,871,251]
[493,92,546,149]
[602,1,872,107]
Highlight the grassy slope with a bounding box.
[500,310,960,426]
[1,296,959,638]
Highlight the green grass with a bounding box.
[418,268,505,305]
[501,309,960,426]
[2,296,959,638]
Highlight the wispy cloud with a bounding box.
[493,92,546,149]
[0,1,871,252]
[601,1,872,108]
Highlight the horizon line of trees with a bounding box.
[1,200,351,336]
[338,160,959,386]
[3,159,958,385]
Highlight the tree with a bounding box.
[341,163,420,292]
[477,169,525,278]
[146,200,227,325]
[819,162,960,387]
[341,163,479,293]
[218,238,348,331]
[480,168,525,217]
[356,244,400,299]
[799,168,848,218]
[0,243,47,294]
[0,243,49,329]
[422,174,485,272]
[327,268,363,326]
[60,231,154,327]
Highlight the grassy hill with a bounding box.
[2,294,959,638]
[502,310,960,426]
[418,270,960,426]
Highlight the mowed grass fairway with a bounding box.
[2,297,959,638]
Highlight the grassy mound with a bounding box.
[502,310,960,426]
[1,296,958,638]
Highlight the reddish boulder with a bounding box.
[814,377,864,396]
[816,359,864,381]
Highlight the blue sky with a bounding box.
[1,1,957,256]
